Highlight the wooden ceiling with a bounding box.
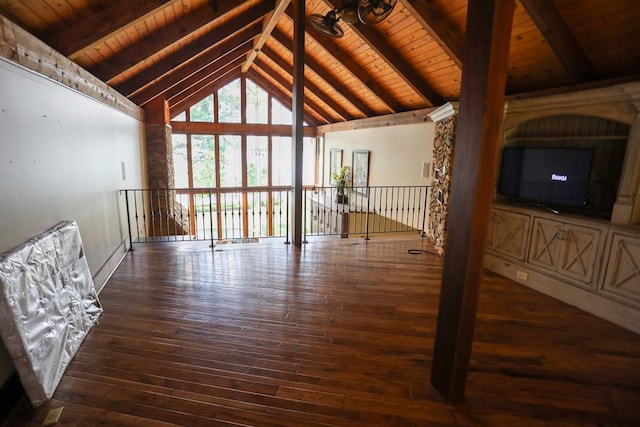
[1,0,639,126]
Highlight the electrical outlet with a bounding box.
[516,270,528,281]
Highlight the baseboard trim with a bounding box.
[0,372,24,423]
[92,239,129,294]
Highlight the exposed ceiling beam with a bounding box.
[261,45,355,121]
[519,0,598,83]
[48,0,173,58]
[254,56,337,124]
[271,28,375,117]
[402,0,463,68]
[130,24,262,105]
[89,0,250,83]
[168,62,243,115]
[285,6,401,114]
[113,2,273,97]
[241,0,291,73]
[164,43,254,104]
[170,121,317,137]
[247,68,322,126]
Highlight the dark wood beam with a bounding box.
[89,0,254,83]
[520,0,598,82]
[48,0,172,58]
[402,0,463,68]
[291,0,305,248]
[347,21,444,107]
[430,0,515,402]
[242,0,291,73]
[168,62,243,115]
[113,1,274,97]
[284,6,401,114]
[261,45,354,121]
[246,68,322,126]
[164,44,254,103]
[170,121,316,137]
[271,27,374,117]
[254,56,336,124]
[130,25,261,104]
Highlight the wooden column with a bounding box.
[430,0,515,402]
[291,0,305,247]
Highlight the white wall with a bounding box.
[0,59,145,386]
[323,122,435,186]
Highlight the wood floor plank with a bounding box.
[4,236,640,426]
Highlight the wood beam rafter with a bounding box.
[284,6,401,114]
[402,0,463,68]
[260,45,354,121]
[254,56,336,124]
[90,0,250,83]
[48,0,172,59]
[171,121,316,137]
[241,0,291,73]
[271,28,374,117]
[130,24,262,105]
[519,0,598,83]
[247,68,321,126]
[168,60,244,115]
[114,1,274,98]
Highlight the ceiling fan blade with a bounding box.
[309,12,345,38]
[357,0,397,25]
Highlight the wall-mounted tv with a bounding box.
[498,147,594,209]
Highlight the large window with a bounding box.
[170,76,315,239]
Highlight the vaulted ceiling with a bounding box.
[1,0,639,126]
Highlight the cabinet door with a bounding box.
[556,223,601,286]
[487,209,530,260]
[528,218,562,270]
[602,233,640,305]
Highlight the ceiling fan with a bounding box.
[309,0,397,38]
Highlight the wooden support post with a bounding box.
[291,0,305,247]
[430,0,515,402]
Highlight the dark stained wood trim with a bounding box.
[128,23,262,102]
[519,0,598,83]
[271,27,375,118]
[261,45,355,121]
[49,0,172,58]
[0,14,142,121]
[291,0,305,247]
[112,1,274,95]
[170,120,316,137]
[254,56,336,124]
[430,0,515,402]
[403,0,463,68]
[168,64,242,115]
[241,0,291,73]
[246,68,322,127]
[346,19,445,107]
[284,6,401,114]
[89,1,249,83]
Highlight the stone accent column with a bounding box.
[144,98,189,236]
[427,103,458,255]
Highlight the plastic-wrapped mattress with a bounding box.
[0,221,102,406]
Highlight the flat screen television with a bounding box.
[498,147,594,209]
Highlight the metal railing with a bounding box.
[120,185,429,249]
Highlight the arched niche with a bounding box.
[498,114,630,221]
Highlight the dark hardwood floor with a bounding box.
[4,236,640,426]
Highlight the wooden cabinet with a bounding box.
[485,204,640,334]
[601,232,640,307]
[486,209,531,261]
[528,217,602,288]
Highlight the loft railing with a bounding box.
[120,185,429,249]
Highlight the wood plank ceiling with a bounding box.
[1,0,639,126]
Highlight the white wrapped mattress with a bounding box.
[0,221,102,406]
